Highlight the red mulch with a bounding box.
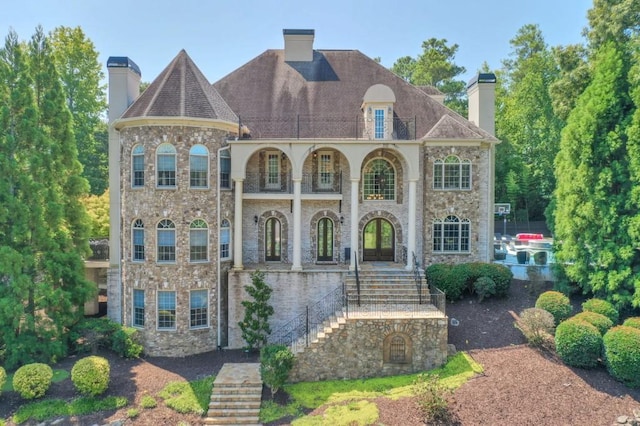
[1,280,639,425]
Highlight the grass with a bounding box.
[2,369,69,392]
[12,396,128,424]
[261,352,483,424]
[157,375,215,415]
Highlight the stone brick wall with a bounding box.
[289,317,448,382]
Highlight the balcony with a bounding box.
[244,172,343,194]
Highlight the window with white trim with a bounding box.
[433,216,470,252]
[157,290,176,330]
[433,156,471,190]
[133,289,144,327]
[132,219,145,261]
[266,151,281,189]
[190,144,208,188]
[157,219,176,262]
[363,158,395,200]
[220,149,231,189]
[318,151,333,189]
[374,109,385,139]
[189,219,208,262]
[132,145,144,187]
[157,143,177,187]
[220,219,231,260]
[190,290,208,328]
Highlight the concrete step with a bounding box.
[203,416,261,425]
[207,408,260,417]
[209,400,261,409]
[211,385,263,394]
[205,363,263,426]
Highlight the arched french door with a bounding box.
[317,217,334,261]
[363,218,394,261]
[265,217,281,261]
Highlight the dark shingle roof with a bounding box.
[212,49,496,141]
[122,50,238,123]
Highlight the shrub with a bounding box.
[69,318,120,354]
[622,317,640,330]
[112,327,143,358]
[571,311,613,335]
[603,326,640,388]
[474,277,496,302]
[582,299,619,325]
[425,264,464,300]
[0,366,5,396]
[555,319,602,368]
[140,394,158,409]
[517,308,555,347]
[71,356,110,396]
[413,373,451,424]
[260,344,295,397]
[13,363,53,399]
[535,291,572,325]
[426,262,512,301]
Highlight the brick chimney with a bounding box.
[283,29,315,61]
[467,73,496,136]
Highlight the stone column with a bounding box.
[406,179,417,270]
[233,178,244,270]
[350,178,360,270]
[292,178,302,271]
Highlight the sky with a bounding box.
[2,0,593,87]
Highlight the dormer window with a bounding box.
[362,84,396,140]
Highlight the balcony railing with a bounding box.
[238,115,418,140]
[244,172,343,194]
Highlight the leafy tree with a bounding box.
[50,26,107,195]
[0,28,93,369]
[82,189,109,238]
[260,344,294,398]
[549,44,590,121]
[391,38,467,115]
[238,271,274,350]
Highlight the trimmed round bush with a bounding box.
[571,311,613,335]
[71,356,110,396]
[603,326,640,388]
[535,291,572,325]
[474,276,496,302]
[0,366,6,396]
[13,363,53,399]
[622,317,640,330]
[554,319,602,368]
[582,298,619,325]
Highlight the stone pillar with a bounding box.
[233,178,244,270]
[292,178,302,270]
[406,179,417,270]
[350,178,360,270]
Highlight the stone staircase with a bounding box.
[204,363,263,426]
[345,268,428,303]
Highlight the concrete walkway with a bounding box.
[204,363,263,425]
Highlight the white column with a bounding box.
[233,178,244,270]
[406,179,417,270]
[350,178,360,270]
[292,179,302,271]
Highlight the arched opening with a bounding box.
[265,217,282,261]
[363,218,394,261]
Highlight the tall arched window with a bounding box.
[220,219,231,260]
[220,149,231,189]
[157,219,176,262]
[189,219,208,262]
[433,155,471,190]
[190,144,209,188]
[132,219,145,261]
[132,145,144,187]
[317,217,334,261]
[433,215,470,252]
[265,217,281,261]
[157,143,177,187]
[363,159,395,200]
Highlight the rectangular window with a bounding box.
[190,290,208,328]
[190,229,208,262]
[190,155,208,188]
[318,151,333,189]
[157,291,176,330]
[444,163,460,189]
[220,228,230,259]
[133,228,145,261]
[133,289,145,327]
[157,230,176,262]
[133,155,144,187]
[266,152,280,189]
[157,155,176,187]
[220,151,231,189]
[461,163,471,189]
[374,109,385,139]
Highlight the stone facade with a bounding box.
[289,317,449,382]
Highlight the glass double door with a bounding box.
[363,218,394,261]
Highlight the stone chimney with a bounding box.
[283,29,315,61]
[106,56,141,323]
[467,73,496,136]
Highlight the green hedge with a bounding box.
[603,326,640,388]
[0,366,5,396]
[71,356,110,396]
[70,318,142,359]
[425,262,512,301]
[622,317,640,330]
[112,327,144,358]
[582,299,619,325]
[535,291,572,325]
[13,363,53,399]
[571,311,613,335]
[555,319,602,368]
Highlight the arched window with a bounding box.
[189,219,208,262]
[157,219,176,262]
[433,155,471,190]
[317,217,334,261]
[190,144,209,188]
[220,149,231,189]
[157,143,177,187]
[363,158,395,200]
[220,219,231,260]
[132,145,144,187]
[265,217,281,261]
[433,215,470,252]
[132,219,144,261]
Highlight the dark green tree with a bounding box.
[238,271,274,351]
[0,28,93,369]
[50,26,107,195]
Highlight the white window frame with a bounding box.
[156,143,177,188]
[189,289,209,329]
[432,215,471,253]
[157,290,176,330]
[157,219,176,263]
[219,149,231,190]
[132,145,144,188]
[317,151,333,190]
[189,219,209,263]
[132,219,145,262]
[220,219,231,260]
[433,156,472,190]
[132,289,145,328]
[266,151,281,189]
[189,144,209,189]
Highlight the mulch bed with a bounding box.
[1,279,639,425]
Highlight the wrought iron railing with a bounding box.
[354,252,361,306]
[412,251,422,304]
[268,284,345,353]
[88,239,109,261]
[244,172,343,194]
[344,293,446,318]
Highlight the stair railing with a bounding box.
[354,251,361,306]
[412,251,423,304]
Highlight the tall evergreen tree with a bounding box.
[0,28,93,369]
